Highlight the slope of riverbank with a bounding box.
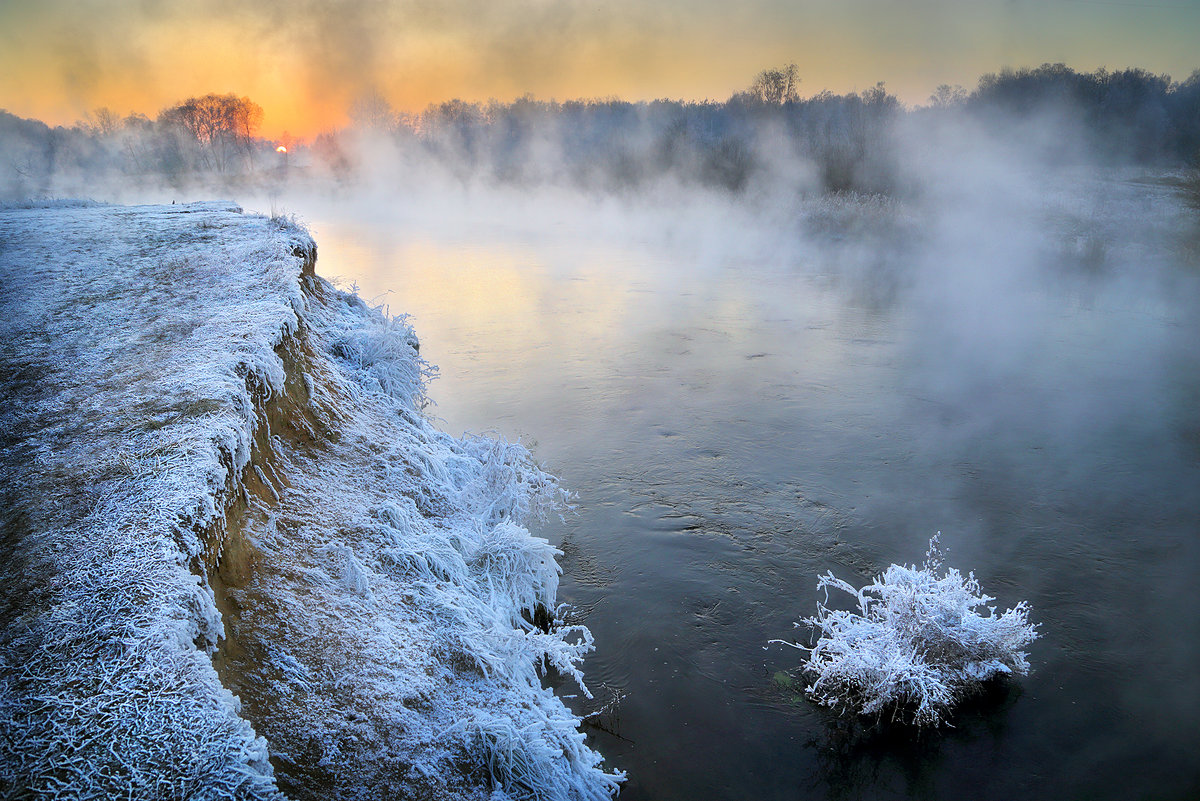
[0,201,620,800]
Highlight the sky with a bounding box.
[1,0,1198,139]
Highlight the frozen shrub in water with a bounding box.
[778,534,1038,728]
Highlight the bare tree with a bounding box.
[748,63,801,105]
[86,107,123,137]
[349,89,397,132]
[928,84,967,108]
[157,94,264,172]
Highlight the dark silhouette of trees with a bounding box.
[349,90,398,132]
[0,111,55,197]
[961,63,1200,163]
[2,61,1199,202]
[740,64,801,105]
[929,84,967,108]
[1168,70,1200,165]
[86,107,123,137]
[722,63,799,108]
[157,93,263,172]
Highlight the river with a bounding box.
[294,173,1199,800]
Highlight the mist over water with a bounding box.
[293,136,1200,798]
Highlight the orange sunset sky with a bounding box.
[2,0,1198,139]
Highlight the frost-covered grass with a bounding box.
[0,200,306,801]
[777,535,1038,728]
[0,201,620,800]
[235,278,619,799]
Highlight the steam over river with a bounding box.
[303,175,1199,800]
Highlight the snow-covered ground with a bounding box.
[0,201,621,800]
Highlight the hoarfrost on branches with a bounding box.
[777,534,1038,728]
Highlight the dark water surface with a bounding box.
[307,178,1200,800]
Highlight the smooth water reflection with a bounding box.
[302,181,1200,800]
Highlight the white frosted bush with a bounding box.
[778,534,1038,728]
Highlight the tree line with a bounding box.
[2,65,1199,200]
[933,63,1200,163]
[1,93,265,197]
[314,63,1198,194]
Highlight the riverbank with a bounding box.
[0,201,620,800]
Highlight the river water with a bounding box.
[299,174,1199,800]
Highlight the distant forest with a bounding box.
[3,63,1199,200]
